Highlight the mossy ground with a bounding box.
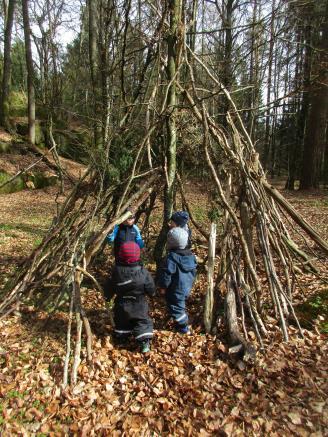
[295,288,328,333]
[0,170,25,194]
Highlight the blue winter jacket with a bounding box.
[106,224,145,249]
[157,249,197,294]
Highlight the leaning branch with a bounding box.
[262,180,328,255]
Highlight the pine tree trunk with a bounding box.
[263,0,275,170]
[300,3,328,189]
[285,30,302,190]
[300,92,328,189]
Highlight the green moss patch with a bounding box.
[295,288,328,333]
[9,91,27,118]
[0,169,58,194]
[15,119,44,145]
[28,172,58,189]
[0,170,24,194]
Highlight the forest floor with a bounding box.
[0,174,327,435]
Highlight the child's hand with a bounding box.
[158,288,166,295]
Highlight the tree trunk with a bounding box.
[22,0,35,145]
[246,0,261,140]
[263,0,275,170]
[0,0,16,130]
[2,0,8,20]
[88,0,98,92]
[88,0,100,147]
[269,46,279,178]
[165,0,179,217]
[187,0,197,53]
[300,3,328,189]
[220,0,235,126]
[300,90,328,189]
[285,29,302,190]
[323,129,328,188]
[154,0,182,262]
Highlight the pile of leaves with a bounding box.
[0,302,327,435]
[0,183,327,434]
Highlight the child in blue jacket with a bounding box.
[106,210,144,261]
[157,227,197,334]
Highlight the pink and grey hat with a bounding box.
[118,242,140,264]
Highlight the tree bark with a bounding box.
[246,0,261,139]
[220,0,235,126]
[263,0,275,171]
[285,29,303,190]
[88,0,100,146]
[154,0,182,262]
[300,87,328,189]
[2,0,8,20]
[88,0,98,92]
[165,0,181,220]
[22,0,35,145]
[0,0,16,129]
[300,2,328,189]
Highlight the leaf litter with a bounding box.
[0,183,327,435]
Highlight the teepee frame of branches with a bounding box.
[1,11,328,381]
[180,47,327,359]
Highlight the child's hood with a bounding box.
[114,264,143,281]
[169,252,197,272]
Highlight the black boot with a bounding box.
[138,339,151,353]
[113,332,130,345]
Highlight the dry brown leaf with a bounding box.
[287,412,302,425]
